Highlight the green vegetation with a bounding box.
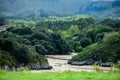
[0,71,120,80]
[0,27,72,69]
[1,0,120,18]
[115,61,120,70]
[71,32,120,64]
[0,15,120,69]
[93,64,102,72]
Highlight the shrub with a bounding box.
[115,61,120,70]
[93,64,102,72]
[0,50,17,67]
[74,46,83,52]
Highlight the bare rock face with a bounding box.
[68,59,94,66]
[100,62,114,67]
[68,60,114,67]
[71,61,87,66]
[28,62,52,70]
[0,62,52,71]
[0,65,24,71]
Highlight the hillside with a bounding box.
[0,0,120,18]
[0,27,72,70]
[0,0,120,71]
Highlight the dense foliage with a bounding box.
[1,0,120,18]
[0,16,120,68]
[71,32,120,63]
[0,27,72,67]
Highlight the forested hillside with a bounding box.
[0,0,120,18]
[1,16,120,69]
[0,0,120,71]
[0,25,72,70]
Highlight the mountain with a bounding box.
[77,0,120,18]
[0,0,120,18]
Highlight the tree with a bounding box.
[80,38,92,48]
[86,29,96,43]
[35,45,47,55]
[13,45,31,65]
[31,32,50,41]
[9,27,33,35]
[73,42,83,52]
[0,38,15,52]
[95,33,105,42]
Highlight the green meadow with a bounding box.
[0,71,120,80]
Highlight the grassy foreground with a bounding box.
[0,71,120,80]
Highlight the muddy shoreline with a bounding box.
[31,54,112,72]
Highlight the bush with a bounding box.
[93,64,102,72]
[0,50,16,67]
[74,46,83,52]
[73,42,83,52]
[115,61,120,70]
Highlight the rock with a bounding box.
[68,59,94,66]
[28,62,52,70]
[2,65,9,71]
[100,62,114,67]
[94,61,102,65]
[0,65,24,71]
[67,60,72,64]
[28,62,41,70]
[69,60,114,67]
[0,62,52,71]
[11,67,16,71]
[86,59,94,65]
[71,61,87,66]
[16,67,24,71]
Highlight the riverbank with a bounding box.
[31,54,113,72]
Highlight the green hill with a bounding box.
[0,0,120,18]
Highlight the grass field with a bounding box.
[0,71,120,80]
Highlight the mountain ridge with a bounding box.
[0,0,120,18]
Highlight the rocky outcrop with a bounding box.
[0,25,9,32]
[28,62,52,70]
[68,59,94,65]
[0,62,52,71]
[0,65,24,71]
[68,60,114,67]
[100,62,114,67]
